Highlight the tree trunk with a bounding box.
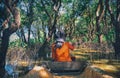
[96,0,104,43]
[106,0,120,56]
[0,1,21,77]
[21,28,27,43]
[27,0,34,46]
[115,0,120,56]
[114,0,120,56]
[0,29,10,77]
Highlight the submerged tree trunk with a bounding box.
[0,1,21,77]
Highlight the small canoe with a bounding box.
[43,60,88,74]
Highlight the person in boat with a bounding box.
[51,38,75,62]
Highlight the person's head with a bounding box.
[54,30,66,40]
[56,38,64,43]
[55,38,65,48]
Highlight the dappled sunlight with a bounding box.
[91,59,120,65]
[32,66,44,71]
[92,59,109,64]
[78,66,103,78]
[75,55,87,60]
[102,75,114,78]
[75,48,98,53]
[91,64,120,78]
[72,49,120,78]
[91,64,119,73]
[18,61,30,67]
[22,66,53,78]
[73,51,88,55]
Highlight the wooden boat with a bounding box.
[42,60,88,74]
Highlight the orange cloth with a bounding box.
[51,42,74,62]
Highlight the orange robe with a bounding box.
[51,42,74,62]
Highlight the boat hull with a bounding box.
[45,61,87,73]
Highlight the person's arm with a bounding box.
[67,42,74,50]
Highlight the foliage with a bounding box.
[15,0,117,46]
[1,0,118,53]
[9,39,27,48]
